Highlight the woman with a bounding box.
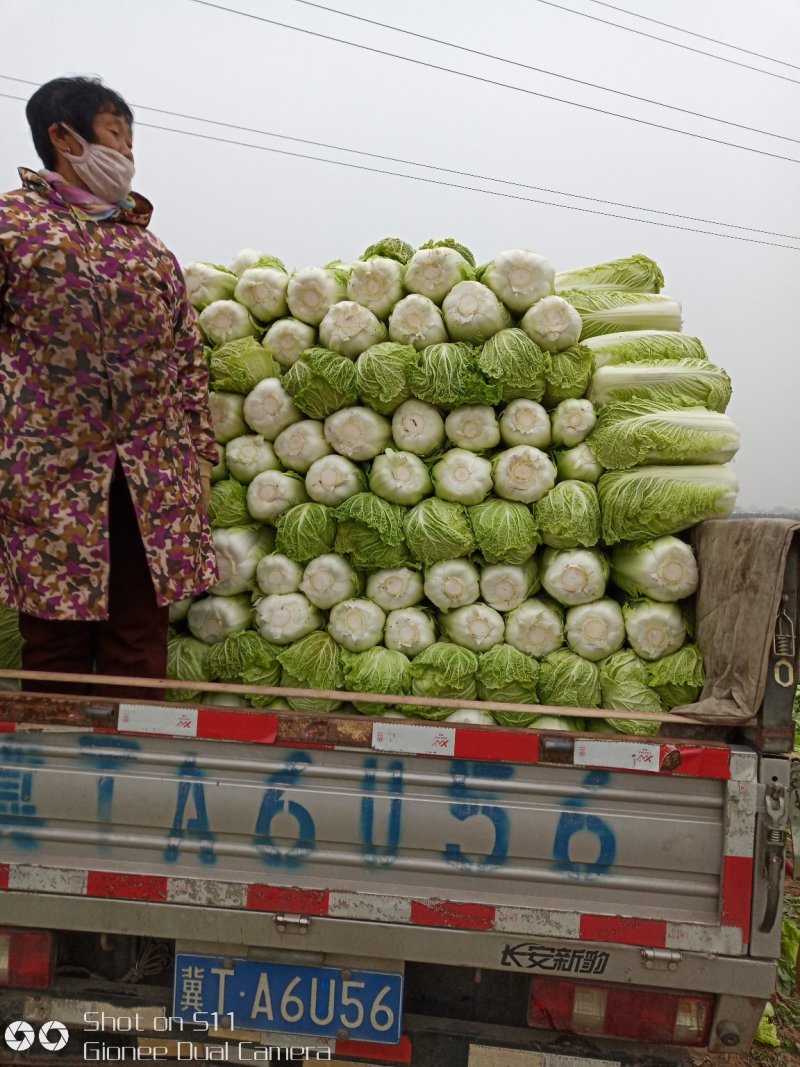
[0,77,218,699]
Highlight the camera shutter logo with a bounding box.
[39,1021,69,1051]
[4,1021,35,1052]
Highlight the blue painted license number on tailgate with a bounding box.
[174,953,403,1044]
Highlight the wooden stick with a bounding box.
[0,667,702,724]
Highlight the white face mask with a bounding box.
[60,125,135,203]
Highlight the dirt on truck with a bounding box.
[0,516,797,1067]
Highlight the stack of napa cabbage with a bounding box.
[165,242,738,734]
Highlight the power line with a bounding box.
[2,74,798,241]
[533,0,800,87]
[2,89,797,251]
[586,1,800,72]
[288,0,800,146]
[183,0,800,166]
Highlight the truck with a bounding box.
[0,516,798,1067]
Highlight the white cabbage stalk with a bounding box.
[566,600,625,661]
[623,599,687,661]
[319,301,387,358]
[445,405,500,451]
[442,603,505,652]
[551,399,597,447]
[184,262,237,309]
[366,568,425,611]
[225,435,280,484]
[424,559,481,611]
[369,449,432,505]
[243,379,303,440]
[300,554,360,610]
[348,257,405,319]
[403,246,474,304]
[588,360,731,411]
[521,295,582,353]
[208,392,247,443]
[384,608,437,656]
[541,548,608,606]
[256,553,304,596]
[388,294,448,350]
[611,537,699,602]
[528,715,580,731]
[328,598,386,652]
[262,318,317,370]
[187,593,254,645]
[445,708,496,725]
[211,527,271,596]
[168,597,193,624]
[273,420,332,473]
[305,454,364,505]
[492,446,556,503]
[324,406,391,461]
[255,592,322,644]
[234,266,289,322]
[482,249,555,314]
[198,300,257,345]
[247,471,308,524]
[480,561,538,613]
[228,248,268,275]
[442,281,512,343]
[499,399,551,448]
[505,598,564,657]
[556,443,604,484]
[391,399,446,456]
[287,265,349,326]
[432,450,493,505]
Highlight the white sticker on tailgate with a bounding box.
[573,738,661,773]
[118,704,198,737]
[371,721,455,756]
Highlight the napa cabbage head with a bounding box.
[255,592,322,645]
[209,337,280,395]
[188,593,254,645]
[441,603,506,653]
[348,257,405,319]
[207,629,282,686]
[208,479,250,527]
[562,288,682,340]
[324,406,392,462]
[362,236,416,264]
[274,503,337,563]
[445,406,500,451]
[287,263,350,326]
[480,249,555,314]
[166,634,212,701]
[273,420,332,474]
[403,498,476,565]
[521,296,582,353]
[234,259,290,322]
[598,466,738,543]
[480,560,540,613]
[341,646,412,714]
[328,598,386,652]
[243,378,303,440]
[587,400,741,468]
[477,328,550,402]
[388,295,448,350]
[184,262,237,309]
[262,318,317,370]
[554,443,604,485]
[432,449,493,506]
[623,598,687,661]
[538,649,601,708]
[534,480,601,549]
[541,547,609,606]
[565,599,625,661]
[424,559,480,611]
[407,642,479,718]
[499,399,551,449]
[300,553,361,610]
[283,347,358,420]
[645,644,705,708]
[442,281,512,343]
[334,493,411,569]
[555,254,664,293]
[366,568,424,612]
[278,631,344,713]
[582,330,707,368]
[588,359,732,412]
[370,450,433,505]
[504,597,564,658]
[468,498,539,565]
[355,342,417,414]
[478,644,540,724]
[599,649,664,733]
[611,536,698,602]
[211,526,274,595]
[384,607,437,657]
[225,435,280,484]
[199,300,258,346]
[404,246,475,304]
[409,342,501,410]
[319,301,387,358]
[543,345,595,407]
[391,399,446,456]
[208,392,247,444]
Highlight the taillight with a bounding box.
[529,977,713,1046]
[0,928,54,989]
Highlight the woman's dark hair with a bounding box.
[26,76,134,169]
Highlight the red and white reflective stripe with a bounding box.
[0,860,751,952]
[2,712,733,780]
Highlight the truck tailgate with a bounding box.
[0,718,757,958]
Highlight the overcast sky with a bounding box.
[2,0,799,511]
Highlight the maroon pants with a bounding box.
[19,464,169,701]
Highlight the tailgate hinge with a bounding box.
[641,948,682,971]
[274,913,311,934]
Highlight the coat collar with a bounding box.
[18,166,154,227]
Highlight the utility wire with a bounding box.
[2,75,798,241]
[2,90,796,251]
[586,0,800,71]
[533,0,800,87]
[183,0,800,165]
[289,0,800,146]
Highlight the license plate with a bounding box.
[173,953,403,1044]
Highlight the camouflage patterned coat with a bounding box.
[0,168,218,620]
